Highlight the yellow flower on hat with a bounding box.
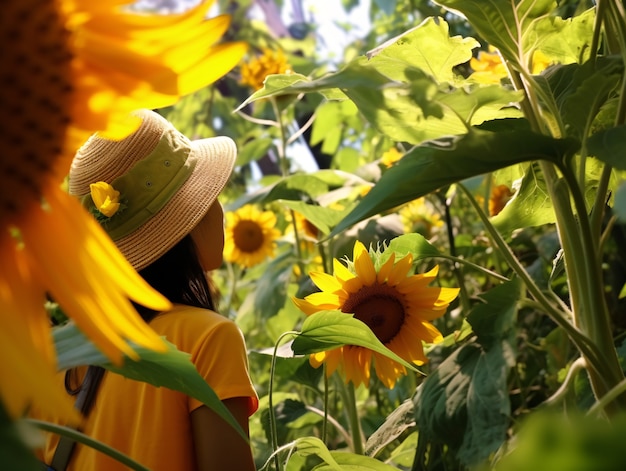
[0,0,245,420]
[293,241,459,388]
[224,205,281,268]
[90,182,121,218]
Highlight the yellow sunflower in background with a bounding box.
[1,0,245,419]
[531,49,552,74]
[293,241,459,388]
[469,46,508,84]
[294,211,321,241]
[380,147,403,167]
[224,205,281,268]
[399,198,444,239]
[240,48,292,90]
[489,184,515,216]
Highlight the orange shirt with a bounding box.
[40,305,258,471]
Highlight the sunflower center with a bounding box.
[233,220,265,253]
[343,284,406,344]
[1,2,74,222]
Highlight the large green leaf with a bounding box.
[53,323,246,440]
[237,19,532,148]
[265,174,331,202]
[588,124,626,170]
[253,250,294,319]
[323,452,401,470]
[330,127,578,237]
[291,311,423,374]
[366,17,479,84]
[310,101,358,155]
[287,436,400,471]
[435,0,556,71]
[542,58,623,140]
[437,85,524,124]
[287,437,342,471]
[280,200,353,235]
[532,8,596,65]
[491,162,555,234]
[415,280,520,467]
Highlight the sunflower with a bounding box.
[399,198,444,239]
[469,46,508,84]
[489,184,515,216]
[380,147,403,167]
[240,48,292,90]
[293,241,459,388]
[294,211,321,242]
[1,0,245,419]
[224,205,281,268]
[531,49,552,74]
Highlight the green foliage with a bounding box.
[332,129,577,235]
[493,413,626,471]
[416,280,520,467]
[292,311,424,375]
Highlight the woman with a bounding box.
[39,109,258,471]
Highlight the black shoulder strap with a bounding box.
[50,367,103,471]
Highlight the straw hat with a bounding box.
[69,109,236,271]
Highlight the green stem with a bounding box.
[322,364,329,444]
[269,331,299,471]
[435,254,511,282]
[587,377,626,417]
[341,381,364,455]
[270,98,290,177]
[542,357,587,408]
[458,184,607,381]
[28,420,150,471]
[288,209,306,276]
[558,165,625,401]
[442,193,471,314]
[509,60,623,399]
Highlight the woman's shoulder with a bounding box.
[151,304,233,330]
[149,304,245,357]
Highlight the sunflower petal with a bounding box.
[353,241,376,285]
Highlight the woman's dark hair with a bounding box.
[66,234,215,412]
[134,233,215,322]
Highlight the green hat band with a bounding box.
[81,128,196,240]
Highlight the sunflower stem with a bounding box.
[270,97,290,177]
[269,331,299,471]
[342,380,364,454]
[442,192,471,314]
[322,363,329,445]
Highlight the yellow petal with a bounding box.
[352,242,376,286]
[310,271,343,293]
